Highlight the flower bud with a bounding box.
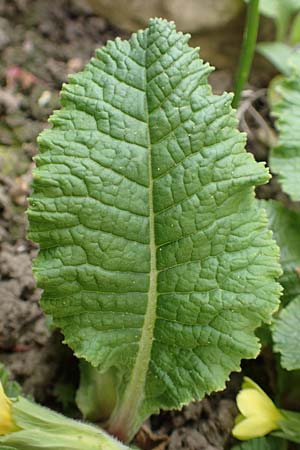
[232,377,282,440]
[0,383,19,435]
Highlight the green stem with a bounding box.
[232,0,260,109]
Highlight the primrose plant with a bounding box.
[0,18,282,450]
[230,26,300,449]
[256,0,300,75]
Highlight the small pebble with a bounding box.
[38,90,51,107]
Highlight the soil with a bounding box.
[0,0,122,403]
[0,1,295,449]
[147,389,239,450]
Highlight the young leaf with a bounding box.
[262,200,300,303]
[256,42,294,76]
[0,363,22,398]
[76,361,117,422]
[270,53,300,201]
[273,296,300,370]
[28,18,281,442]
[254,0,300,40]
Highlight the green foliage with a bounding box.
[0,363,22,398]
[28,18,281,442]
[263,199,300,370]
[269,56,300,201]
[263,201,300,372]
[256,0,300,40]
[231,436,287,450]
[258,0,300,18]
[256,43,294,76]
[275,410,300,443]
[254,0,300,71]
[290,11,300,43]
[263,201,300,303]
[76,361,116,422]
[273,296,300,370]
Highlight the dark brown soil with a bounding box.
[0,0,122,397]
[0,1,290,449]
[147,392,238,450]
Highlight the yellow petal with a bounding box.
[236,389,281,422]
[232,415,280,440]
[233,378,283,441]
[0,382,18,435]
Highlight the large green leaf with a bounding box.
[28,19,281,442]
[273,296,300,370]
[270,54,300,201]
[263,201,300,303]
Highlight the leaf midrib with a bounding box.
[107,31,158,441]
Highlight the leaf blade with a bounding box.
[257,42,294,76]
[28,18,281,441]
[273,296,300,370]
[270,52,300,201]
[231,436,287,450]
[262,200,300,303]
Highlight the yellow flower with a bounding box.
[232,377,282,440]
[0,382,19,435]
